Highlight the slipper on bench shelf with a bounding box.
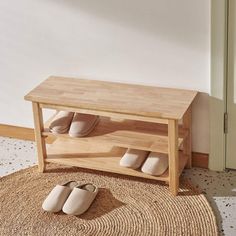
[49,111,74,134]
[120,148,149,169]
[141,152,168,176]
[68,113,99,137]
[62,183,98,216]
[42,181,78,213]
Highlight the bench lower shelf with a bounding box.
[46,137,188,182]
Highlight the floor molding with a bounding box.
[0,124,55,144]
[0,124,35,141]
[192,152,209,169]
[0,124,209,168]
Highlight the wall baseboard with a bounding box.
[0,124,55,144]
[0,124,209,168]
[0,124,35,141]
[192,152,208,169]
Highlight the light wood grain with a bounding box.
[46,137,188,182]
[168,119,179,196]
[183,106,192,168]
[25,76,197,120]
[0,124,55,144]
[40,103,169,124]
[25,77,198,196]
[0,124,35,141]
[32,102,47,172]
[0,122,208,169]
[43,116,187,154]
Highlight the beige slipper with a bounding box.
[49,111,74,134]
[42,181,78,213]
[120,148,149,169]
[62,183,98,216]
[68,113,99,137]
[141,152,168,175]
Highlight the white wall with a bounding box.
[0,0,210,153]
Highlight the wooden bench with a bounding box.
[25,76,197,196]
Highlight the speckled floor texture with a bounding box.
[0,136,235,236]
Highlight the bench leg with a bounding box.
[168,119,179,196]
[183,106,192,168]
[32,102,46,172]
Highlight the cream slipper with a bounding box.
[42,181,78,213]
[49,111,74,134]
[62,183,98,216]
[68,113,99,137]
[120,148,149,169]
[141,152,168,175]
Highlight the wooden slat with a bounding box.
[46,137,188,182]
[25,76,198,120]
[168,119,179,196]
[40,103,169,124]
[43,116,187,154]
[32,102,47,172]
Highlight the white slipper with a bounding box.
[141,152,168,176]
[120,148,149,169]
[49,111,74,134]
[62,183,98,216]
[68,113,99,137]
[42,181,78,213]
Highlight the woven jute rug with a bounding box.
[0,164,218,236]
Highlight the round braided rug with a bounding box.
[0,164,218,236]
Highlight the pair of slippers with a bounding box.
[120,149,168,176]
[42,181,98,216]
[49,111,99,137]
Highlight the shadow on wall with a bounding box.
[192,92,209,153]
[47,0,209,52]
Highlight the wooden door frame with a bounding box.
[209,0,228,171]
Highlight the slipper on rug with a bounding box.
[0,164,218,236]
[42,181,78,213]
[62,183,98,216]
